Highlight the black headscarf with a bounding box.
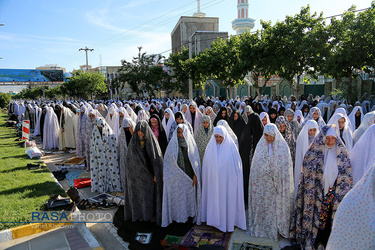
[213,107,229,126]
[228,110,246,140]
[268,108,278,123]
[149,104,159,117]
[148,114,168,155]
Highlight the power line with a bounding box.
[60,0,226,68]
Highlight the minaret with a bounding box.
[193,0,206,17]
[232,0,255,34]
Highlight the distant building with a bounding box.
[171,16,220,53]
[36,64,66,73]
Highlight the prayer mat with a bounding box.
[114,206,194,250]
[78,170,91,179]
[57,156,85,165]
[180,224,232,249]
[232,241,273,250]
[65,170,84,187]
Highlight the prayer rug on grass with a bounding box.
[180,224,232,249]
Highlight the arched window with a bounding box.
[238,10,240,19]
[241,0,244,3]
[246,9,248,18]
[241,8,244,18]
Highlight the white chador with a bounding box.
[326,163,375,250]
[350,124,375,185]
[105,105,120,140]
[328,113,353,152]
[42,106,60,150]
[294,120,320,199]
[248,124,294,241]
[58,107,76,150]
[90,118,121,193]
[161,108,175,142]
[201,126,246,232]
[162,124,202,227]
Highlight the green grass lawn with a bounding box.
[0,112,65,230]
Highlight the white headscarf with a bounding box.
[302,107,326,131]
[104,106,120,140]
[352,111,375,144]
[124,104,137,123]
[184,101,203,135]
[259,112,270,127]
[294,120,320,199]
[217,120,239,149]
[161,108,175,142]
[328,113,353,152]
[323,127,339,195]
[350,124,375,185]
[136,109,149,122]
[330,107,353,131]
[294,110,305,125]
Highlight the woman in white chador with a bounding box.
[58,107,76,150]
[184,101,203,135]
[248,124,294,242]
[326,163,375,250]
[43,106,60,150]
[302,107,326,131]
[201,126,246,232]
[105,105,120,140]
[90,117,121,193]
[136,109,149,123]
[328,113,353,152]
[352,111,375,144]
[294,120,320,199]
[162,124,201,227]
[217,120,238,149]
[350,124,375,185]
[161,108,175,142]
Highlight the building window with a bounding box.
[241,0,244,3]
[238,10,240,18]
[246,9,248,18]
[241,8,244,18]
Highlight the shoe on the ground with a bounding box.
[27,163,41,170]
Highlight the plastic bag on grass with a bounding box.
[26,146,43,159]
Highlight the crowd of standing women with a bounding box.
[8,93,375,250]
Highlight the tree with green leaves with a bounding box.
[261,5,329,98]
[61,70,107,99]
[165,47,190,95]
[118,46,168,97]
[322,3,375,103]
[239,30,277,98]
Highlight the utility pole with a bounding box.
[188,37,193,100]
[79,46,94,72]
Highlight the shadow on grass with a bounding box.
[0,154,32,160]
[0,165,46,174]
[0,181,65,198]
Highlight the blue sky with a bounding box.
[0,0,371,73]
